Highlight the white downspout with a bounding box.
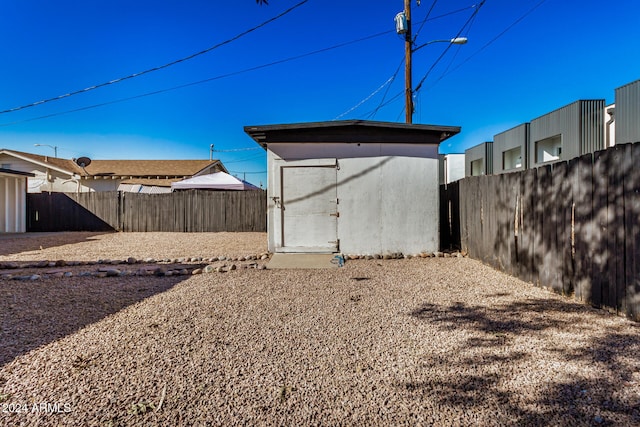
[606,106,615,148]
[62,177,81,193]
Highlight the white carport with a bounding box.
[0,168,34,233]
[171,171,261,191]
[244,120,461,255]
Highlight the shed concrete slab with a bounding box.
[267,253,341,269]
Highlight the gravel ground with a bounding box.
[0,232,267,262]
[0,232,639,426]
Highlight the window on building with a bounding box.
[535,135,562,164]
[470,159,484,176]
[502,147,522,171]
[1,163,10,169]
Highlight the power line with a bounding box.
[413,0,486,95]
[0,29,393,127]
[345,1,545,121]
[430,0,550,86]
[435,3,481,82]
[366,57,405,120]
[339,4,478,120]
[213,147,261,152]
[333,74,395,120]
[361,91,404,119]
[229,170,267,174]
[0,4,480,127]
[0,0,310,116]
[222,154,265,164]
[414,0,439,41]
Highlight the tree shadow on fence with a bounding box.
[0,272,190,368]
[402,298,640,425]
[451,142,640,320]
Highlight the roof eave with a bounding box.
[244,120,461,148]
[0,149,77,176]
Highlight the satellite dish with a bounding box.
[76,157,92,168]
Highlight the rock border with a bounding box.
[0,252,271,281]
[0,251,470,281]
[343,250,468,260]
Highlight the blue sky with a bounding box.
[0,0,638,187]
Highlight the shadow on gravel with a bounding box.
[0,231,114,257]
[0,272,188,368]
[404,299,640,425]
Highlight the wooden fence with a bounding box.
[27,190,267,233]
[441,142,640,320]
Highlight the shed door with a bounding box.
[280,165,338,252]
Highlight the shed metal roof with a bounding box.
[244,120,460,148]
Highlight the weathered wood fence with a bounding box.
[441,142,640,320]
[27,190,267,233]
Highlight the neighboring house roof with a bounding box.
[0,149,81,176]
[244,119,461,147]
[0,149,227,179]
[84,159,225,178]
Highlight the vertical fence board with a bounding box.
[480,175,492,265]
[535,165,551,288]
[458,179,469,254]
[518,168,536,284]
[611,145,627,314]
[450,182,461,250]
[508,173,521,276]
[565,157,581,296]
[473,176,483,261]
[625,144,640,320]
[492,173,507,272]
[553,162,570,295]
[439,184,449,249]
[573,153,595,304]
[593,149,611,309]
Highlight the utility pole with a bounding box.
[399,1,468,124]
[404,0,413,124]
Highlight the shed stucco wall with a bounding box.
[266,144,440,255]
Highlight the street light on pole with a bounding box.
[34,144,58,158]
[413,37,468,53]
[398,0,468,123]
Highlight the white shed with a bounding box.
[244,120,460,256]
[0,168,34,233]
